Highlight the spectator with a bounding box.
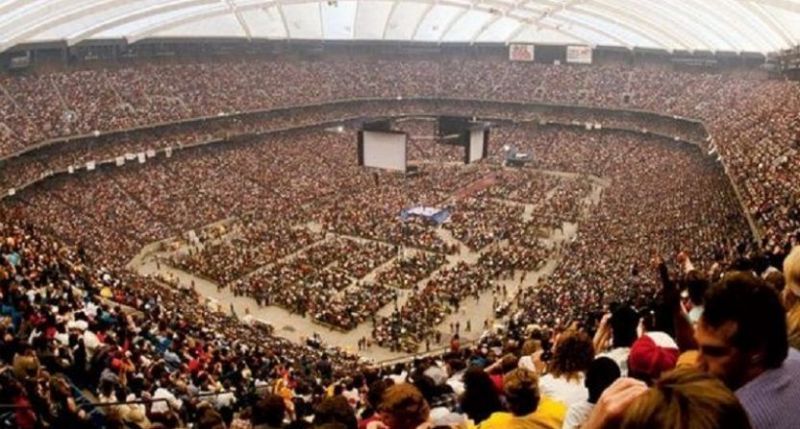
[458,367,503,425]
[594,306,640,375]
[481,367,566,429]
[782,246,800,349]
[253,394,287,429]
[540,332,594,408]
[375,383,430,429]
[696,272,800,429]
[626,332,679,384]
[582,368,751,429]
[684,271,709,325]
[315,396,357,429]
[562,357,620,429]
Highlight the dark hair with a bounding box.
[684,270,709,306]
[314,396,357,429]
[252,394,286,427]
[459,366,503,424]
[585,357,621,403]
[702,272,788,368]
[367,379,393,410]
[611,306,640,348]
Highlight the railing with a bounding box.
[0,96,708,163]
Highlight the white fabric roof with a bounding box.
[0,0,799,53]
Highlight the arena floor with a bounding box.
[127,168,604,363]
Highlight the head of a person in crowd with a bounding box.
[784,246,800,349]
[763,270,785,293]
[549,331,594,380]
[614,367,751,429]
[627,332,679,384]
[521,339,541,357]
[314,395,357,429]
[684,271,709,307]
[610,305,640,349]
[365,379,393,417]
[782,246,800,310]
[196,403,226,429]
[459,366,503,424]
[586,357,621,404]
[379,383,430,429]
[503,368,540,417]
[498,354,519,375]
[696,271,788,390]
[252,393,286,428]
[411,375,438,407]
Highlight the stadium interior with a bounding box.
[0,1,799,429]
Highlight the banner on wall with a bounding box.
[137,153,146,164]
[86,161,96,171]
[116,156,125,166]
[146,149,156,158]
[566,46,593,64]
[509,44,535,62]
[165,147,173,158]
[8,188,15,196]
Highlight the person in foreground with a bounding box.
[580,367,751,429]
[479,368,565,429]
[695,271,800,429]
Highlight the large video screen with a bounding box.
[468,129,486,163]
[359,131,407,172]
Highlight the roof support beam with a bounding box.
[276,1,292,39]
[382,0,401,40]
[637,1,721,50]
[739,1,794,48]
[227,0,253,40]
[680,0,745,50]
[65,0,222,46]
[497,0,654,48]
[352,0,360,38]
[438,7,470,42]
[748,0,800,13]
[0,0,150,51]
[470,12,503,44]
[4,0,787,53]
[411,2,436,40]
[582,0,694,50]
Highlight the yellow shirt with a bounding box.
[478,396,566,429]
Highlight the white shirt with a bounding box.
[562,400,594,429]
[598,347,630,377]
[151,387,183,414]
[539,374,588,407]
[518,355,536,372]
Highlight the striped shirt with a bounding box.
[735,348,800,429]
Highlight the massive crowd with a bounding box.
[0,53,798,429]
[1,56,797,249]
[3,120,757,342]
[229,237,398,330]
[3,207,800,429]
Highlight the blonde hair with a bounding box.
[788,305,800,351]
[784,246,800,299]
[521,339,541,356]
[616,368,751,429]
[503,368,541,416]
[784,246,800,349]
